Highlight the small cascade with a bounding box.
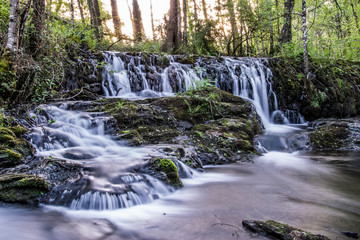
[29,103,194,210]
[102,52,303,126]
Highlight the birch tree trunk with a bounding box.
[302,0,310,89]
[6,0,20,52]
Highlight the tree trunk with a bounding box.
[77,0,85,23]
[182,0,188,45]
[132,0,145,41]
[111,0,122,39]
[163,0,180,52]
[192,0,198,42]
[92,0,102,38]
[227,0,238,55]
[150,0,155,40]
[350,1,360,33]
[6,0,20,52]
[201,0,208,20]
[302,0,310,89]
[280,0,295,44]
[70,0,75,24]
[18,0,32,49]
[87,0,99,39]
[29,0,45,57]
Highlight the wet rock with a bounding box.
[242,219,330,240]
[0,174,49,203]
[340,231,359,239]
[140,157,183,188]
[309,118,360,150]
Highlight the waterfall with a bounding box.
[102,52,303,126]
[28,103,195,210]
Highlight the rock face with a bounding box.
[242,219,330,240]
[0,174,49,203]
[309,118,360,150]
[95,87,263,165]
[269,57,360,121]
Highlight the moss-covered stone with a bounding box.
[309,122,351,150]
[140,157,183,188]
[242,219,330,240]
[269,57,360,120]
[0,114,32,168]
[0,174,49,203]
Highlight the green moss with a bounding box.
[157,158,183,188]
[0,174,49,203]
[310,123,350,149]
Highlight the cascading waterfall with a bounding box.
[101,52,304,126]
[28,103,193,210]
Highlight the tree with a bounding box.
[29,0,45,57]
[202,0,208,20]
[226,0,239,55]
[302,0,310,89]
[6,0,20,52]
[163,0,180,52]
[150,0,155,40]
[132,0,145,41]
[111,0,122,39]
[183,0,188,45]
[77,0,85,23]
[280,0,295,44]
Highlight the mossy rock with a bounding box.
[0,123,32,168]
[120,126,180,145]
[0,174,49,203]
[242,219,330,240]
[141,157,183,188]
[309,123,350,150]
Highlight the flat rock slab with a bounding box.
[242,219,330,240]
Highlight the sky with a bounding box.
[103,0,217,39]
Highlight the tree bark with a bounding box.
[92,0,102,38]
[302,0,310,89]
[163,0,180,52]
[192,0,198,42]
[87,0,99,39]
[132,0,145,41]
[280,0,295,44]
[350,1,359,33]
[70,0,75,24]
[18,0,32,49]
[6,0,20,52]
[201,0,208,20]
[227,0,239,55]
[29,0,45,57]
[111,0,122,39]
[182,0,188,45]
[150,0,155,40]
[77,0,85,23]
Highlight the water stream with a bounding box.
[0,53,359,239]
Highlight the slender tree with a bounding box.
[6,0,20,52]
[70,0,75,24]
[29,0,45,57]
[302,0,310,89]
[150,0,156,40]
[226,0,239,55]
[280,0,295,44]
[132,0,145,41]
[183,0,188,45]
[77,0,85,23]
[111,0,122,39]
[192,0,198,41]
[163,0,180,52]
[18,0,32,49]
[92,0,102,36]
[202,0,208,20]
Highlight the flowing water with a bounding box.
[0,53,359,239]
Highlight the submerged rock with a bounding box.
[242,219,330,240]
